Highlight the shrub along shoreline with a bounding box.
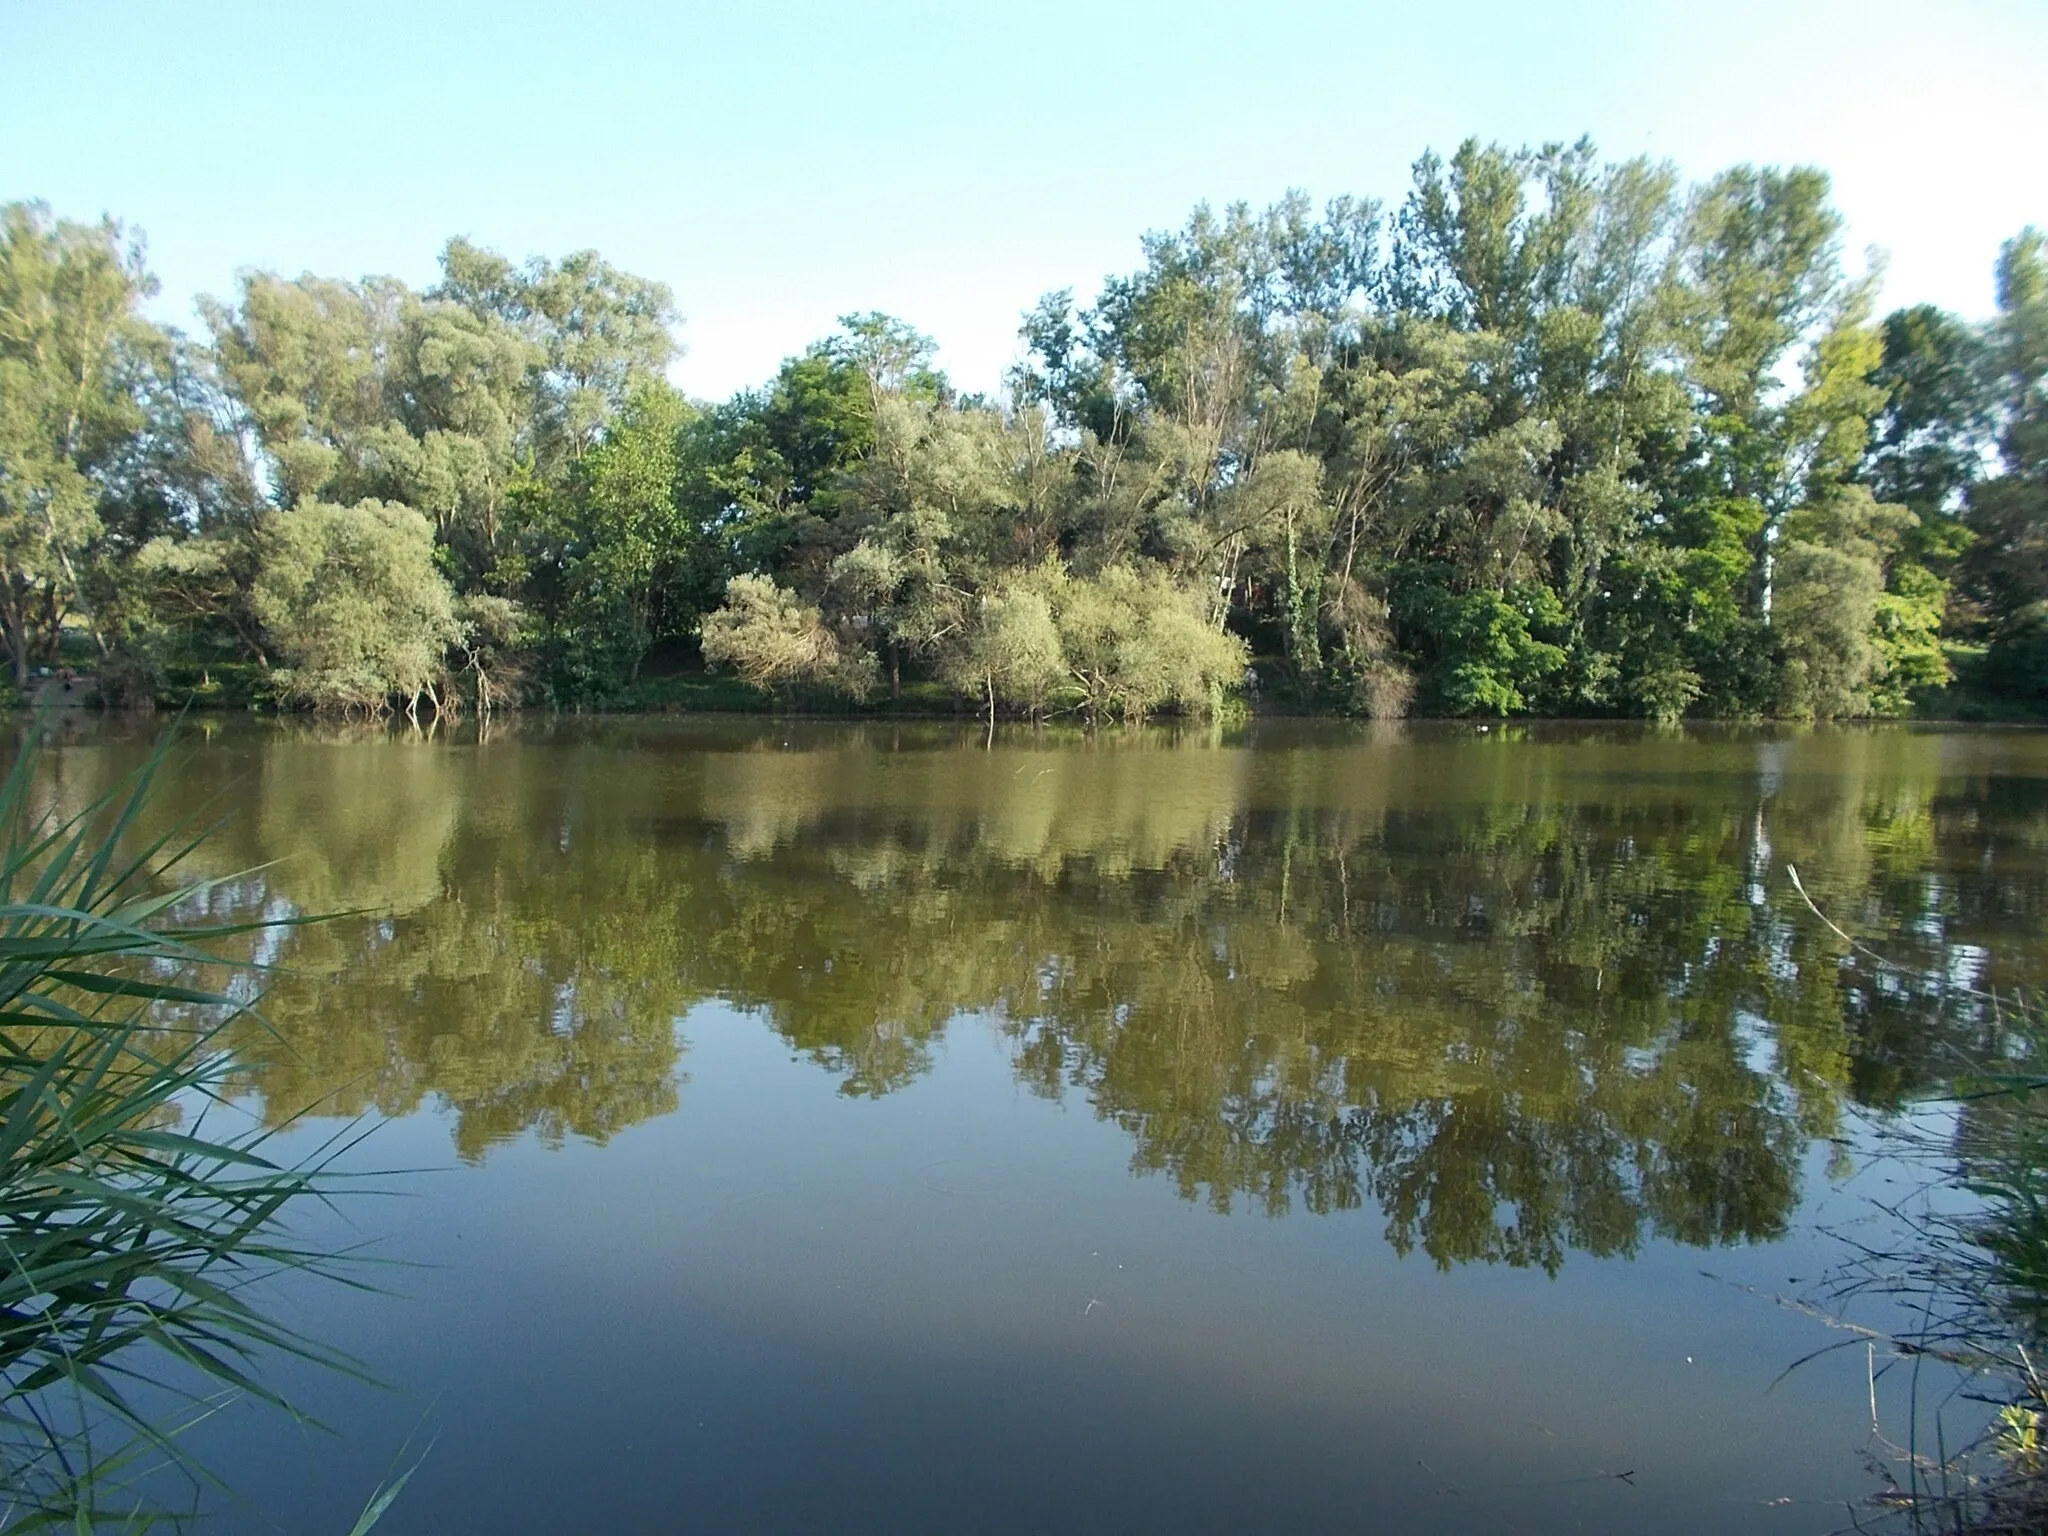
[26,660,2046,724]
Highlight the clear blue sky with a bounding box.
[4,0,2043,401]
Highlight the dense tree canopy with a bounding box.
[3,139,2042,717]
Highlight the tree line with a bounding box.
[2,138,2043,719]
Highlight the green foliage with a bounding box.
[202,268,535,586]
[1667,165,1843,421]
[1024,561,1249,721]
[252,499,462,713]
[1966,229,2048,637]
[435,237,678,472]
[0,732,367,1526]
[1774,539,1882,719]
[0,203,162,689]
[1868,559,1953,713]
[1773,485,1916,719]
[1398,576,1566,716]
[1595,496,1773,719]
[1868,303,1994,523]
[7,149,2046,719]
[944,580,1065,718]
[699,573,866,697]
[513,380,709,700]
[1986,601,2048,702]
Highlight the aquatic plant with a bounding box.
[0,724,377,1527]
[1789,867,2048,1530]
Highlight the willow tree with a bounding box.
[202,269,537,585]
[1022,561,1248,721]
[942,582,1065,724]
[699,573,865,698]
[434,238,680,471]
[251,498,462,714]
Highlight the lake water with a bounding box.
[42,717,2048,1533]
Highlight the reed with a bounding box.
[0,724,377,1528]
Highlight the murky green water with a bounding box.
[43,717,2048,1533]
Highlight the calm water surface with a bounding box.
[44,717,2048,1533]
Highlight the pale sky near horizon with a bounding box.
[3,0,2043,403]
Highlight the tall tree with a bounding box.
[435,239,679,470]
[1969,230,2048,617]
[0,202,165,686]
[202,270,536,582]
[1970,228,2048,698]
[1866,304,1994,524]
[513,379,706,698]
[10,143,2042,722]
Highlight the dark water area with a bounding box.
[39,716,2048,1533]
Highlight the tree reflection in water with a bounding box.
[43,718,2048,1271]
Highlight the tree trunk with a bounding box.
[1,585,29,691]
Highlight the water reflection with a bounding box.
[43,718,2048,1267]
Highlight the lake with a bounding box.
[42,716,2048,1533]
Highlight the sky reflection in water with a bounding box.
[43,717,2048,1534]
